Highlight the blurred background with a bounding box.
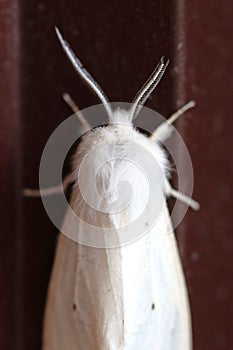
[0,0,232,349]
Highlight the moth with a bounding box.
[26,28,199,350]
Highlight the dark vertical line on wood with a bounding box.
[172,0,189,248]
[0,0,23,349]
[15,4,24,349]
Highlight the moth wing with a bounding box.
[150,204,192,350]
[116,203,192,350]
[43,203,192,350]
[43,230,125,350]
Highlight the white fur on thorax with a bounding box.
[71,109,170,227]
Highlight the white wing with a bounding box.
[43,203,192,350]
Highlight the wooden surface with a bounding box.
[0,0,232,349]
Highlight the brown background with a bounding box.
[0,0,232,349]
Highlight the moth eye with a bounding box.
[136,126,151,137]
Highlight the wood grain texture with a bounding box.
[0,0,232,349]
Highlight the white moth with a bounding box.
[27,28,200,350]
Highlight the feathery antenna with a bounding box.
[129,57,169,120]
[55,27,113,119]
